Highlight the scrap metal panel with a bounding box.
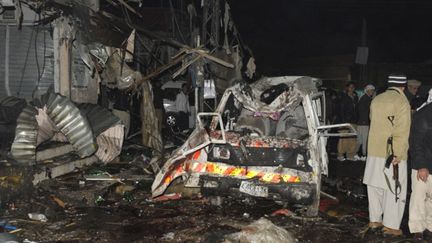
[10,105,39,164]
[0,25,54,99]
[46,93,97,158]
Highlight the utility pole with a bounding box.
[355,18,368,83]
[201,0,221,48]
[199,0,221,112]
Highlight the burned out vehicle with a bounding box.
[152,76,355,216]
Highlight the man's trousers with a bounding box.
[409,169,432,233]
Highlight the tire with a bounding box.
[165,112,178,128]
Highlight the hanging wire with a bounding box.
[17,14,37,97]
[32,11,47,99]
[34,13,41,90]
[169,0,187,44]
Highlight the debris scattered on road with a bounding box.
[225,217,296,243]
[27,213,48,222]
[271,209,293,217]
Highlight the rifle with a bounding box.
[384,137,401,202]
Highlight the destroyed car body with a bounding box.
[152,76,355,215]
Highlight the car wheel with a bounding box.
[166,114,177,127]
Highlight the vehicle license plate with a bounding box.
[239,181,268,197]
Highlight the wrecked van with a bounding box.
[152,76,355,216]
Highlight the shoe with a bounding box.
[412,232,423,241]
[423,229,432,241]
[360,222,383,235]
[360,156,367,161]
[353,155,361,161]
[337,156,346,161]
[368,222,383,229]
[382,226,403,236]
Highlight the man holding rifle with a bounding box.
[363,73,411,236]
[408,99,432,241]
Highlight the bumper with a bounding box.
[199,175,316,205]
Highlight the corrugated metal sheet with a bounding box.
[0,25,54,100]
[35,106,59,145]
[78,103,123,163]
[95,124,124,163]
[77,103,121,135]
[46,93,97,158]
[10,105,38,164]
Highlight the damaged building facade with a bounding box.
[1,0,250,169]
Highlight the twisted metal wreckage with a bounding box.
[4,0,246,183]
[152,76,356,216]
[4,1,355,215]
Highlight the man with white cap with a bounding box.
[404,79,422,110]
[363,73,411,236]
[355,84,375,161]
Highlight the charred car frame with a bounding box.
[152,76,355,216]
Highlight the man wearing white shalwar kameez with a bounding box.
[408,90,432,240]
[363,73,411,236]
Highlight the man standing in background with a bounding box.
[153,81,164,135]
[363,73,411,236]
[175,83,190,131]
[355,84,375,161]
[337,81,359,161]
[404,79,422,111]
[408,101,432,241]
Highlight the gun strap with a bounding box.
[384,115,400,197]
[383,170,401,197]
[387,137,394,159]
[387,115,395,155]
[384,172,395,194]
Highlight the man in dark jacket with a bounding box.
[404,79,421,111]
[408,102,432,240]
[337,81,359,161]
[355,84,375,161]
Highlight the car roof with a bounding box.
[225,76,321,113]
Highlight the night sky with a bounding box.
[228,0,432,74]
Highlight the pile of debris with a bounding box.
[0,94,124,184]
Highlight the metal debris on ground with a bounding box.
[27,213,48,222]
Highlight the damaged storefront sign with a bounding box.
[152,76,356,216]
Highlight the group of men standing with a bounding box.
[337,81,376,161]
[357,73,431,239]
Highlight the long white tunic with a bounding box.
[363,156,407,192]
